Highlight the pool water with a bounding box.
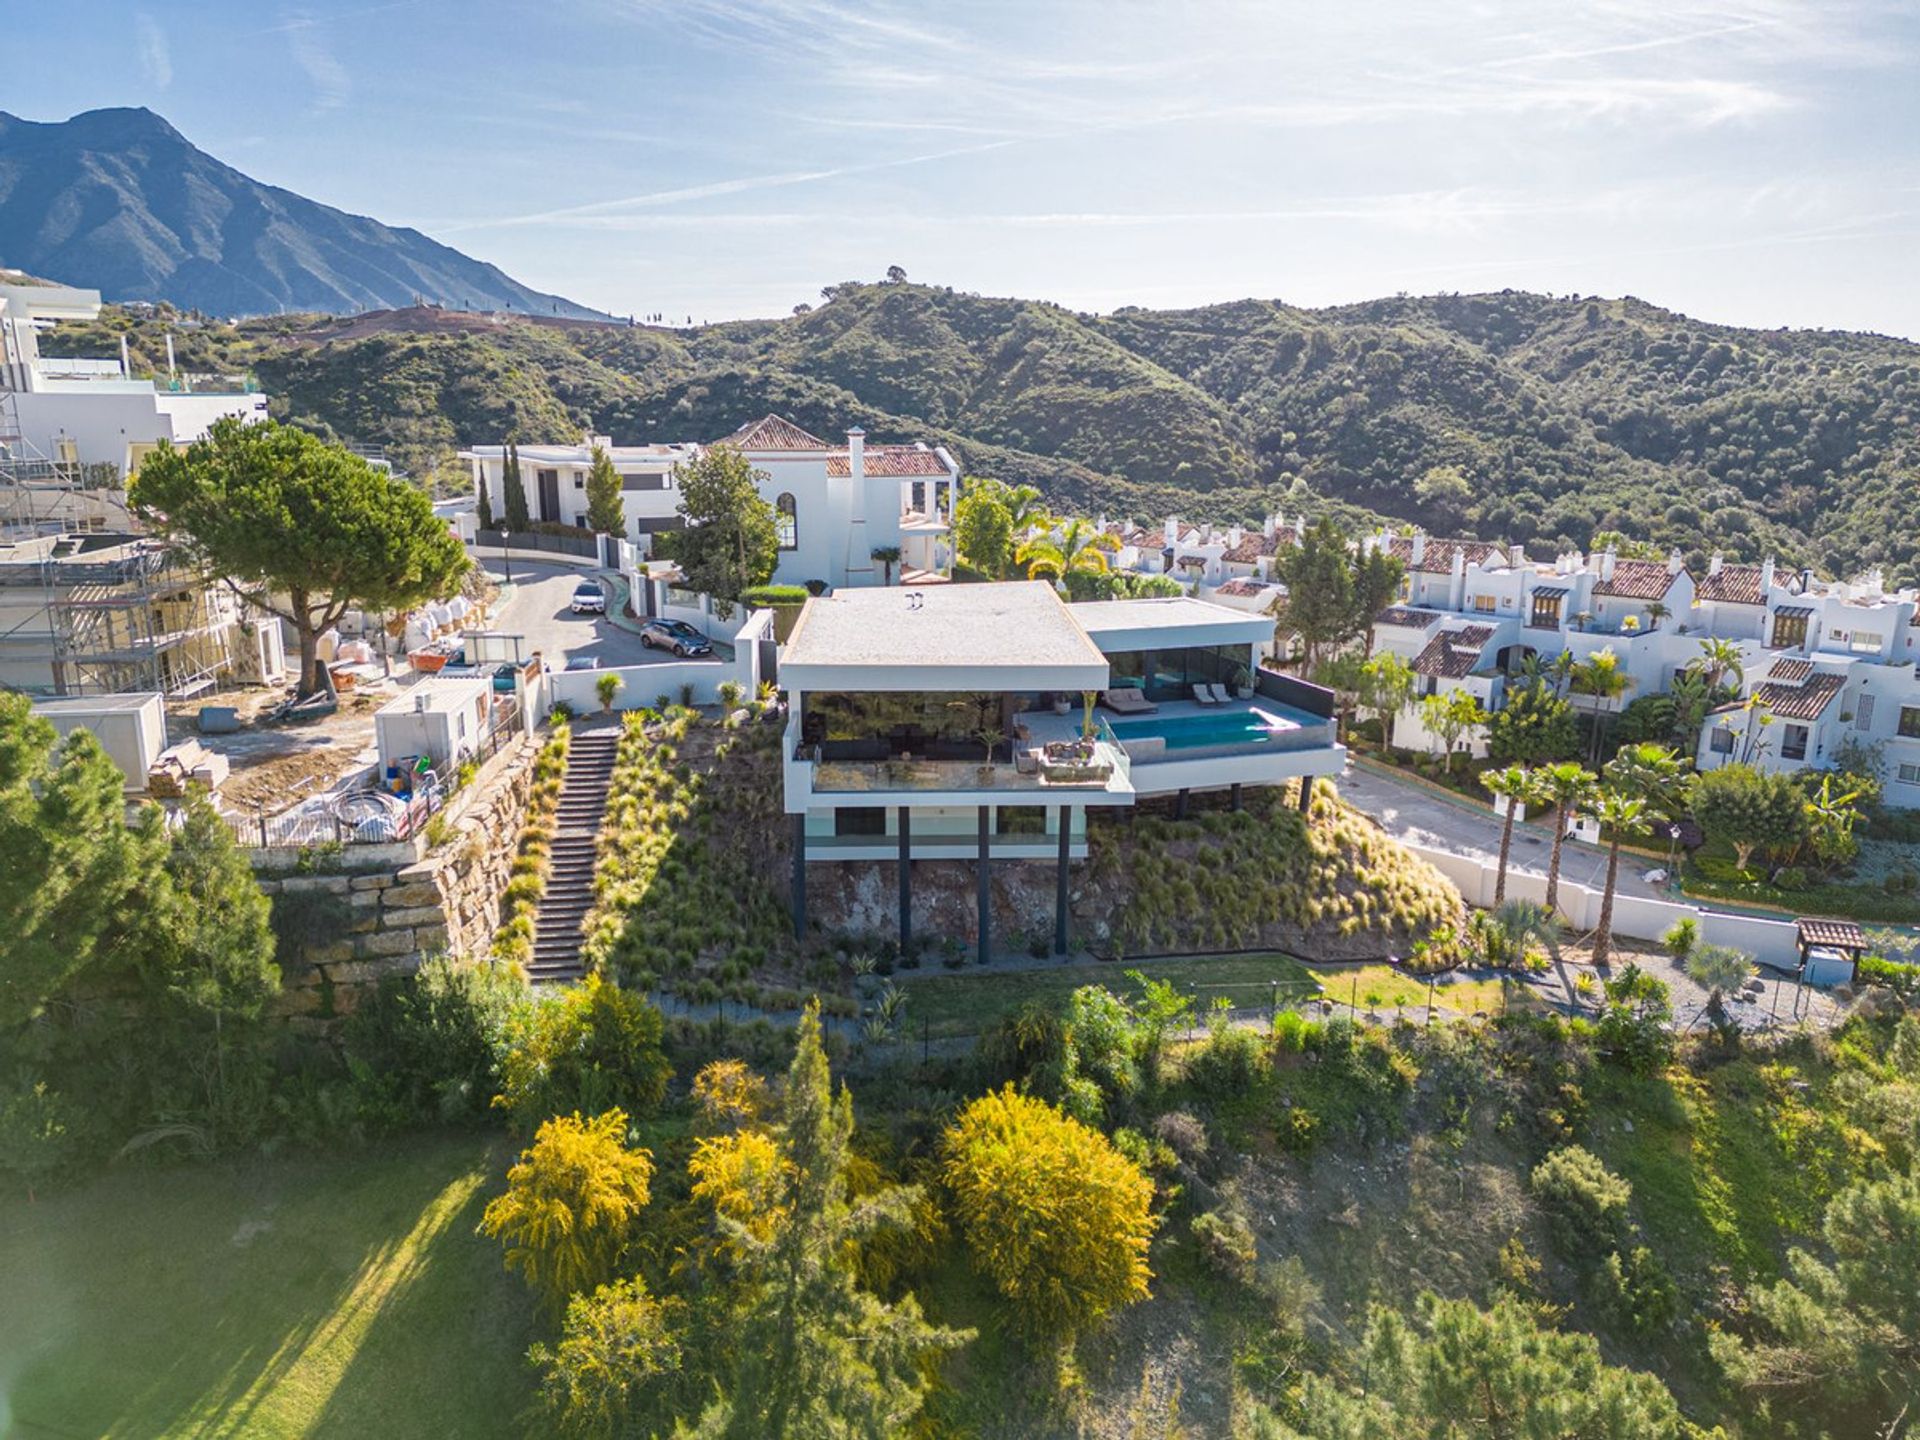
[1110,705,1321,752]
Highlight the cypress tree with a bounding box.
[503,440,531,532]
[476,453,495,531]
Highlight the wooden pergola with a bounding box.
[1796,917,1869,982]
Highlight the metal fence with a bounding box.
[474,527,600,560]
[222,704,524,851]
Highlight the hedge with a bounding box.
[741,584,810,606]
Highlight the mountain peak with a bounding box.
[0,109,605,319]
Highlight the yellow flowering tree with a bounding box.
[479,1108,654,1317]
[940,1086,1157,1337]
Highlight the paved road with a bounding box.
[480,560,719,671]
[1333,761,1669,901]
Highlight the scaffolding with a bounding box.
[0,532,247,698]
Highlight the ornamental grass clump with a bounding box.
[491,723,571,971]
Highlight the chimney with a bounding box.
[1760,557,1776,593]
[1410,530,1427,568]
[1708,552,1724,577]
[1509,542,1525,569]
[1601,548,1617,583]
[1228,524,1243,548]
[846,426,865,482]
[1263,513,1277,540]
[1164,515,1180,548]
[1667,549,1684,576]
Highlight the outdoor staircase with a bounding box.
[527,728,619,984]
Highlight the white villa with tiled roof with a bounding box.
[1358,527,1920,806]
[463,414,960,589]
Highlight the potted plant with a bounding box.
[1051,691,1071,716]
[596,671,623,713]
[1228,663,1254,700]
[976,725,1004,779]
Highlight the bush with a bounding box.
[341,957,520,1127]
[739,584,811,606]
[1187,1023,1266,1099]
[1530,1145,1631,1258]
[1857,955,1920,997]
[1662,917,1698,961]
[1192,1206,1258,1284]
[495,976,673,1132]
[1590,1245,1676,1334]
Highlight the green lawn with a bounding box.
[0,1133,536,1440]
[901,953,1321,1039]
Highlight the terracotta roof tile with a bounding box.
[1376,605,1442,629]
[1750,672,1843,721]
[1594,559,1683,601]
[1799,918,1867,950]
[1413,624,1495,678]
[1767,657,1814,684]
[824,446,950,478]
[1385,536,1505,575]
[1696,565,1765,605]
[718,414,832,450]
[1215,578,1277,598]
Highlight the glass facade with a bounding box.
[1103,645,1250,702]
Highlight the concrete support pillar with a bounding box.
[977,805,991,966]
[1297,776,1314,813]
[1231,782,1243,812]
[897,806,912,954]
[1175,788,1189,820]
[1054,809,1071,956]
[791,812,807,938]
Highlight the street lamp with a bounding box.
[1665,823,1681,892]
[500,527,513,585]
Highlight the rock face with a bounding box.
[259,734,540,1025]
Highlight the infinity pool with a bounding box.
[1110,704,1325,753]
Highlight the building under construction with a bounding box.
[0,531,285,699]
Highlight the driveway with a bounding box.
[480,560,720,671]
[1333,760,1670,902]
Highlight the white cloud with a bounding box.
[135,12,171,90]
[282,12,352,111]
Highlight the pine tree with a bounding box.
[504,439,531,532]
[689,1003,968,1438]
[476,455,495,531]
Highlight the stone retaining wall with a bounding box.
[260,732,542,1022]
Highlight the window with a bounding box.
[775,492,798,550]
[1472,594,1497,614]
[1528,595,1563,629]
[1898,762,1920,785]
[1855,694,1875,731]
[1848,631,1884,654]
[833,807,887,838]
[1900,707,1920,739]
[1770,610,1809,649]
[1709,727,1735,755]
[1782,724,1809,761]
[997,805,1047,837]
[573,473,585,489]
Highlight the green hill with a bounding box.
[39,281,1920,584]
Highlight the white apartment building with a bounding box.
[1361,528,1920,808]
[462,414,960,590]
[1,283,268,505]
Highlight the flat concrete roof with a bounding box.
[30,692,164,714]
[782,580,1110,692]
[1070,595,1274,652]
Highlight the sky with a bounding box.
[10,0,1920,335]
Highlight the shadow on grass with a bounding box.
[0,1134,532,1440]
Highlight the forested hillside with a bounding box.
[42,280,1920,584]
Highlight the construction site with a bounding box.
[0,390,282,698]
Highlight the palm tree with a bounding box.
[1693,637,1744,696]
[869,544,902,585]
[1645,601,1671,631]
[1537,761,1599,919]
[999,483,1051,535]
[1017,518,1118,581]
[1481,765,1547,905]
[1588,790,1651,970]
[1605,741,1687,819]
[1686,943,1755,1032]
[1569,648,1630,764]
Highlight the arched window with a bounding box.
[775,492,798,550]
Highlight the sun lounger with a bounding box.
[1205,684,1234,704]
[1191,684,1219,706]
[1102,687,1157,715]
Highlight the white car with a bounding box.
[570,580,607,615]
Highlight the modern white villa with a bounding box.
[777,581,1342,957]
[1,283,268,531]
[462,414,960,590]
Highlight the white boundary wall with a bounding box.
[1402,839,1803,971]
[542,608,772,714]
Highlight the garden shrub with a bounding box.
[1857,955,1920,997]
[1590,1244,1677,1334]
[492,724,570,970]
[495,975,673,1132]
[1530,1144,1632,1259]
[1192,1204,1259,1284]
[1187,1022,1266,1100]
[341,956,520,1127]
